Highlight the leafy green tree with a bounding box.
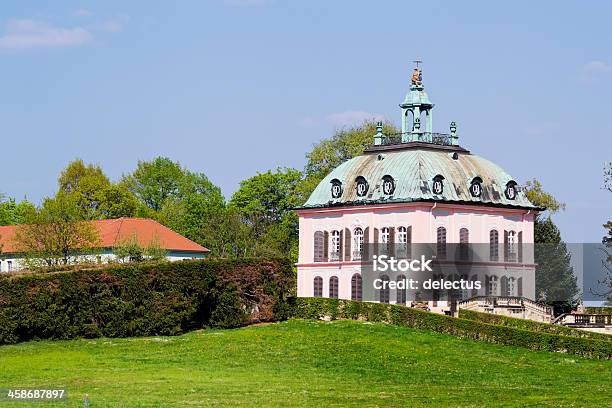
[58,159,138,220]
[524,179,566,213]
[299,120,398,203]
[113,233,167,263]
[525,179,578,314]
[13,191,100,268]
[228,168,302,258]
[122,157,186,211]
[0,196,36,226]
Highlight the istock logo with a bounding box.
[372,255,433,272]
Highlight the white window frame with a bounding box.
[353,227,364,260]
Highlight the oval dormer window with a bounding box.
[470,177,483,198]
[330,179,343,199]
[382,175,395,195]
[432,175,444,195]
[355,176,369,197]
[505,181,517,200]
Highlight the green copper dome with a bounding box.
[301,145,538,210]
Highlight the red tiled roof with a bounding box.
[0,218,208,254]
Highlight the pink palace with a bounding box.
[295,69,553,322]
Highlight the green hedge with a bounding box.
[291,298,612,360]
[458,309,611,341]
[0,259,295,345]
[585,306,612,315]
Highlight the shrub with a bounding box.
[291,298,612,360]
[0,258,295,345]
[458,309,611,341]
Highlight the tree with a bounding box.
[113,233,167,263]
[122,157,186,211]
[13,192,100,268]
[229,168,302,258]
[299,120,399,203]
[525,179,578,314]
[0,196,36,226]
[58,159,138,220]
[524,179,565,213]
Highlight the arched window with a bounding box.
[471,274,479,298]
[379,275,390,303]
[489,230,499,261]
[313,276,323,297]
[459,228,469,260]
[314,231,326,262]
[505,181,517,200]
[487,276,498,296]
[432,175,444,195]
[507,277,516,296]
[437,227,447,259]
[500,276,508,297]
[351,273,362,301]
[330,230,341,261]
[518,231,523,263]
[329,276,339,298]
[396,274,407,304]
[505,230,517,262]
[353,227,364,260]
[381,227,390,255]
[470,177,483,197]
[397,226,410,259]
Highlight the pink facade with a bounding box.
[296,202,536,313]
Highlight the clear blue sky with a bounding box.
[0,1,610,242]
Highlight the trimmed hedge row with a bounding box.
[0,259,295,344]
[292,298,612,360]
[458,309,611,341]
[585,306,612,315]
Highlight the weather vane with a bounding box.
[411,59,423,86]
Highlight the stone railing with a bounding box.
[458,296,553,316]
[555,313,612,327]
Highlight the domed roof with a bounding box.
[401,85,433,107]
[301,144,538,210]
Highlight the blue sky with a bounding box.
[0,1,610,242]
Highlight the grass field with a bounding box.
[1,320,610,407]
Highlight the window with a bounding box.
[382,175,395,195]
[379,275,390,303]
[351,274,362,301]
[353,228,364,260]
[331,179,343,199]
[7,261,13,272]
[313,231,326,262]
[459,228,469,260]
[397,226,410,258]
[313,277,323,297]
[330,230,341,261]
[329,276,339,298]
[505,230,517,262]
[487,276,498,296]
[505,181,517,200]
[507,277,516,296]
[470,177,483,197]
[436,227,447,259]
[355,176,369,197]
[381,227,390,255]
[489,230,499,261]
[396,274,407,304]
[432,175,444,195]
[471,274,479,298]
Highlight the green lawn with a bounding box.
[0,320,610,407]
